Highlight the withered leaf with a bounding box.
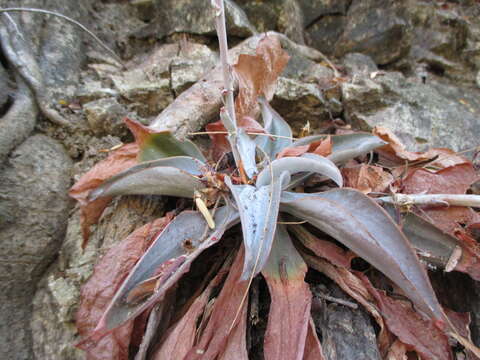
[76,216,171,357]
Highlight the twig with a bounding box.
[377,193,480,208]
[188,130,297,140]
[314,294,358,310]
[0,7,124,67]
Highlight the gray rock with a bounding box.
[298,0,350,27]
[477,70,480,88]
[314,284,381,360]
[306,14,347,55]
[31,196,165,360]
[342,70,480,151]
[83,97,128,136]
[75,80,118,105]
[135,0,256,39]
[334,0,411,65]
[0,64,11,110]
[273,54,341,134]
[342,53,378,76]
[0,134,72,360]
[171,43,218,96]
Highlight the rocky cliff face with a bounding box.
[0,0,479,359]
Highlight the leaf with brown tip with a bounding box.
[69,143,139,246]
[281,188,445,322]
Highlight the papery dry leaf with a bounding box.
[186,247,249,360]
[290,225,355,269]
[359,274,453,360]
[277,136,332,159]
[373,127,469,168]
[153,262,230,359]
[402,163,480,234]
[453,231,480,281]
[234,34,290,121]
[69,143,139,246]
[386,339,409,360]
[342,164,394,194]
[76,217,171,359]
[303,318,326,360]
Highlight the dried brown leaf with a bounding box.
[76,217,171,358]
[186,247,249,360]
[373,126,468,167]
[342,164,394,194]
[359,274,453,360]
[303,318,326,360]
[234,34,290,121]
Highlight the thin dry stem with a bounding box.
[378,193,480,208]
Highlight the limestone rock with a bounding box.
[83,97,128,136]
[334,0,411,65]
[273,54,342,134]
[171,43,218,96]
[134,0,256,39]
[342,70,480,152]
[31,197,166,360]
[0,135,72,360]
[75,80,118,105]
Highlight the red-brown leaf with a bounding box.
[402,163,480,234]
[303,318,326,360]
[342,164,394,194]
[76,217,171,358]
[359,274,453,360]
[262,225,311,360]
[277,137,332,159]
[373,126,468,167]
[186,247,249,360]
[69,143,139,246]
[234,34,289,122]
[153,263,230,359]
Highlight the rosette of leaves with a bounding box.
[72,36,479,360]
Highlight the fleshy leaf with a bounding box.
[76,216,172,357]
[255,97,292,158]
[88,162,205,201]
[225,172,287,280]
[236,128,258,178]
[69,143,139,246]
[281,188,445,322]
[125,117,206,162]
[186,246,250,359]
[80,206,239,344]
[262,224,311,360]
[256,153,342,188]
[291,133,386,164]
